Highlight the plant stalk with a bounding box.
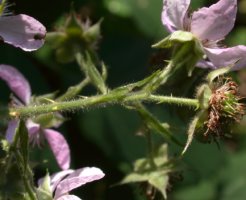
[9,91,199,119]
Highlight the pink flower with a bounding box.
[162,0,246,70]
[39,167,105,200]
[0,64,70,170]
[0,12,46,51]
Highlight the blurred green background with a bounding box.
[1,0,246,199]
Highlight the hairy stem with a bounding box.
[9,91,199,119]
[15,150,37,200]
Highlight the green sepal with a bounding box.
[57,78,90,101]
[101,62,108,81]
[196,84,212,110]
[65,11,84,32]
[46,10,102,63]
[120,144,175,199]
[152,31,197,48]
[56,46,77,63]
[36,173,53,200]
[45,32,66,49]
[206,66,231,86]
[172,41,203,76]
[33,113,65,129]
[0,138,9,159]
[112,70,161,95]
[84,19,103,43]
[76,51,108,94]
[152,31,204,76]
[32,91,58,104]
[182,110,208,154]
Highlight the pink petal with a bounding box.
[43,129,71,170]
[0,14,46,51]
[196,60,216,69]
[38,169,74,192]
[5,119,19,143]
[191,0,237,41]
[26,120,40,135]
[56,195,81,200]
[204,45,246,70]
[54,167,105,199]
[0,64,31,104]
[25,120,43,146]
[162,0,190,32]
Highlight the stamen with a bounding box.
[202,39,225,49]
[0,0,14,17]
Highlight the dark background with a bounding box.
[1,0,246,199]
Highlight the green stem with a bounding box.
[148,94,199,108]
[8,121,37,200]
[144,62,174,92]
[146,129,156,168]
[9,92,199,118]
[15,150,37,200]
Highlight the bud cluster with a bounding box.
[46,11,102,63]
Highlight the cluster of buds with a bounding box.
[46,11,102,63]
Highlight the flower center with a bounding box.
[202,39,219,48]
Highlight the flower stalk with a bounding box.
[9,92,199,119]
[10,121,37,200]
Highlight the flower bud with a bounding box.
[152,31,204,75]
[46,11,102,63]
